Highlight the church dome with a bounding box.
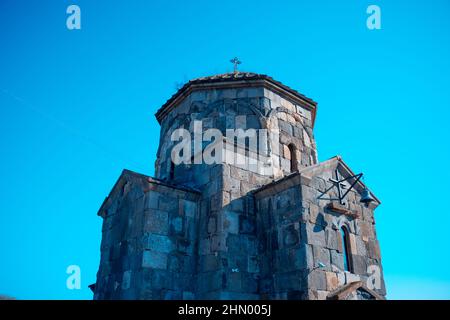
[155,71,317,124]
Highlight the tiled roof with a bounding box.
[155,72,317,123]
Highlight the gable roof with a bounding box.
[97,169,201,218]
[254,155,381,206]
[300,155,381,205]
[154,72,318,125]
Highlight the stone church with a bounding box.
[92,71,386,300]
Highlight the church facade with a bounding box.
[92,72,386,300]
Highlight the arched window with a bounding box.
[340,226,352,272]
[169,161,175,180]
[288,144,298,172]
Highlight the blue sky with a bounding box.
[0,0,449,300]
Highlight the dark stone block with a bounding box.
[240,216,256,234]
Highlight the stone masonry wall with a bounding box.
[94,172,200,299]
[151,86,319,298]
[94,81,385,300]
[254,163,386,300]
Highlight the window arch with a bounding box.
[288,143,298,172]
[169,161,175,180]
[340,226,352,272]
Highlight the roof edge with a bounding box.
[97,169,201,218]
[154,73,318,125]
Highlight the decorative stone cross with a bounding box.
[230,57,241,73]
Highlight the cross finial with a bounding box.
[230,57,241,73]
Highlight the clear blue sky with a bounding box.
[1,0,449,300]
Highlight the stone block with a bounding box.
[211,234,227,251]
[235,115,247,129]
[308,270,327,291]
[230,198,245,212]
[293,125,302,138]
[312,245,331,270]
[248,256,259,273]
[367,239,381,260]
[283,225,300,247]
[349,233,358,255]
[200,254,220,272]
[163,290,181,299]
[148,269,172,290]
[158,196,178,212]
[230,166,249,181]
[291,246,311,270]
[280,158,291,173]
[345,272,361,285]
[142,250,167,269]
[121,270,131,290]
[325,271,339,291]
[144,210,169,235]
[170,216,184,234]
[303,223,326,247]
[223,177,241,197]
[325,228,339,250]
[145,192,159,210]
[182,200,197,218]
[182,291,195,300]
[308,204,319,223]
[355,235,367,256]
[317,290,329,300]
[278,122,293,137]
[240,181,254,195]
[207,217,216,234]
[223,211,239,234]
[167,254,182,272]
[330,249,344,272]
[359,221,374,240]
[240,216,256,234]
[222,191,231,207]
[144,233,174,253]
[351,254,367,275]
[283,144,291,160]
[199,239,211,255]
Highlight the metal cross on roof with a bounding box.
[230,57,241,73]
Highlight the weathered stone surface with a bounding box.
[94,75,384,301]
[325,228,339,250]
[351,254,368,275]
[367,239,381,260]
[223,211,239,234]
[303,223,326,247]
[283,225,300,247]
[312,245,331,270]
[325,271,339,291]
[330,249,345,272]
[308,271,327,291]
[144,210,169,235]
[144,234,174,253]
[142,250,167,269]
[121,270,131,290]
[145,192,159,210]
[170,216,183,234]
